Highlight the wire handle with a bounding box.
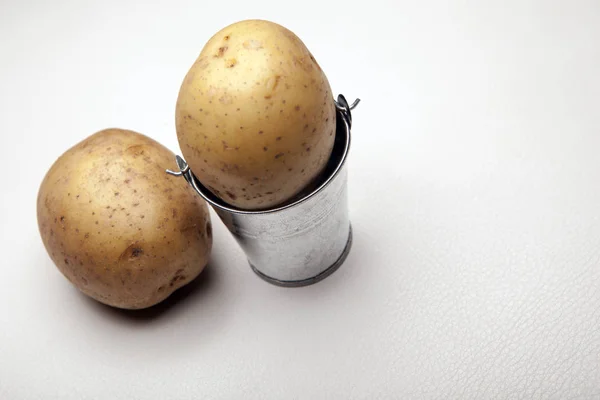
[334,95,360,129]
[166,155,189,177]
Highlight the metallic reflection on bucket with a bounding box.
[167,95,359,287]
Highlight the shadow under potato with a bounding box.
[82,264,217,323]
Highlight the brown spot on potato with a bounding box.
[118,243,144,263]
[215,46,228,57]
[225,58,237,68]
[219,94,233,104]
[275,153,284,159]
[169,269,187,287]
[225,191,237,200]
[276,136,282,141]
[131,247,143,258]
[263,146,268,151]
[222,140,232,150]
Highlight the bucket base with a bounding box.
[249,225,353,287]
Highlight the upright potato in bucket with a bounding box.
[176,19,336,210]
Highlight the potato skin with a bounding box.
[176,19,336,210]
[37,129,212,309]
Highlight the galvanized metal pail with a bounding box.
[168,95,359,287]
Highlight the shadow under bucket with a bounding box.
[168,95,359,287]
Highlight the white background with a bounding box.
[1,0,600,398]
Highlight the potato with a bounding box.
[176,19,336,210]
[37,129,212,309]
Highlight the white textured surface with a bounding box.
[1,0,600,398]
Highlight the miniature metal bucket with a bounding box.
[168,95,358,287]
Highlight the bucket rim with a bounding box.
[167,95,358,216]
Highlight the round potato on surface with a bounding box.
[37,128,212,309]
